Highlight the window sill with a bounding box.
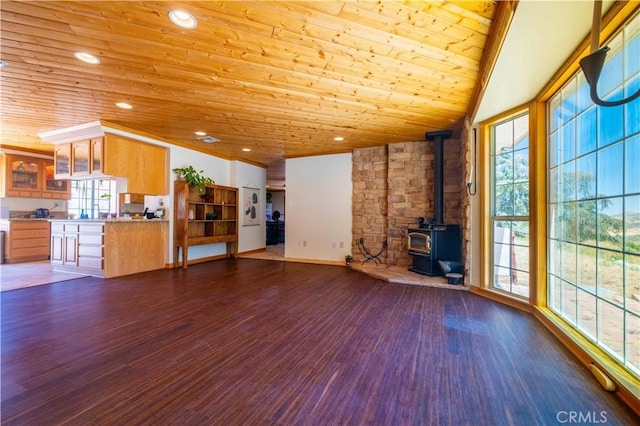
[533,306,640,416]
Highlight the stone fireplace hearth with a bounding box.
[352,135,466,272]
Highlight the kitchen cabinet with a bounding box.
[54,144,72,178]
[1,220,50,263]
[90,137,103,174]
[71,140,91,176]
[42,160,71,199]
[52,134,168,194]
[51,221,103,276]
[1,153,70,199]
[174,180,238,269]
[51,219,167,278]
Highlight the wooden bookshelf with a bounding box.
[173,180,238,268]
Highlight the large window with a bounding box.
[491,113,530,298]
[547,11,639,378]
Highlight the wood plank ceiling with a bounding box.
[0,1,497,186]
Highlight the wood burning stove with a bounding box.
[408,226,461,276]
[407,129,463,277]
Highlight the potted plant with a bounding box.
[172,165,215,195]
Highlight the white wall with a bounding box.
[230,160,267,254]
[285,153,352,262]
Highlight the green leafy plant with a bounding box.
[172,165,215,193]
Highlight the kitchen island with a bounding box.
[50,218,168,278]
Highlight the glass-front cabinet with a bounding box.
[43,160,70,197]
[90,137,103,174]
[6,155,41,196]
[71,140,90,176]
[54,144,71,178]
[1,153,70,199]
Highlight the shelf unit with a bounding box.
[173,180,238,268]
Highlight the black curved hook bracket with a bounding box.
[580,46,640,107]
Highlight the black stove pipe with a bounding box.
[426,130,453,225]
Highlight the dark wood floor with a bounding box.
[1,259,637,425]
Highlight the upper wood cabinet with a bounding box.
[71,140,91,176]
[52,134,168,194]
[54,144,71,178]
[90,137,103,174]
[1,153,71,199]
[42,160,71,199]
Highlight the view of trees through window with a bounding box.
[491,113,530,298]
[68,180,116,219]
[547,11,639,378]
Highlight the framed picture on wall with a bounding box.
[242,186,260,226]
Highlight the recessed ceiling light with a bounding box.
[195,131,207,136]
[115,102,133,109]
[242,148,251,152]
[0,60,7,68]
[334,136,345,141]
[168,10,197,29]
[73,52,100,64]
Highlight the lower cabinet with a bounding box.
[2,220,50,263]
[51,220,167,278]
[51,222,104,277]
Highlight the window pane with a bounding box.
[598,299,624,361]
[597,248,624,305]
[560,121,576,163]
[599,39,624,97]
[577,200,597,245]
[513,271,529,298]
[561,279,577,326]
[597,143,624,197]
[625,195,640,255]
[513,182,529,216]
[549,167,559,203]
[625,312,640,376]
[549,239,562,276]
[625,74,640,136]
[562,242,577,284]
[597,197,623,250]
[550,131,561,167]
[560,161,576,201]
[495,184,513,216]
[626,254,640,316]
[598,98,624,147]
[549,274,562,312]
[495,120,514,153]
[577,245,597,292]
[576,74,592,114]
[576,153,596,199]
[577,288,597,340]
[577,107,597,156]
[495,152,513,185]
[626,135,640,194]
[560,202,577,242]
